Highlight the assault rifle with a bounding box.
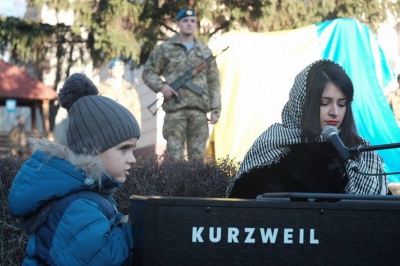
[147,46,229,116]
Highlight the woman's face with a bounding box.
[319,81,347,130]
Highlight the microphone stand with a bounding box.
[348,142,400,176]
[349,142,400,154]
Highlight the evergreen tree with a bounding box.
[138,0,400,62]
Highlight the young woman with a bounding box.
[8,73,140,265]
[226,59,387,198]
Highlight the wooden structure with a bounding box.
[0,60,57,134]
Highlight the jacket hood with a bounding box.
[29,137,108,180]
[8,138,120,217]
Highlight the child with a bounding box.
[8,73,140,265]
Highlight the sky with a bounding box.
[0,0,27,18]
[0,0,27,61]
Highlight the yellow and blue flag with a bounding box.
[212,18,399,182]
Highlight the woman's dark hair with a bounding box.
[301,61,360,147]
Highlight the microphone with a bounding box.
[322,125,351,161]
[322,126,400,176]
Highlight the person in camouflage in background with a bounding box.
[142,8,221,161]
[98,58,142,129]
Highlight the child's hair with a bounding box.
[57,73,141,155]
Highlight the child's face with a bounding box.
[100,138,138,184]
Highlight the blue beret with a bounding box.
[109,58,124,68]
[175,8,196,21]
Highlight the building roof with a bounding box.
[0,59,57,101]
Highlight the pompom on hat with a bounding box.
[175,8,196,21]
[58,73,140,155]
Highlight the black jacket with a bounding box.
[228,142,348,199]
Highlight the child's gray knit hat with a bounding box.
[58,73,140,155]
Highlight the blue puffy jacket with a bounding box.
[8,138,134,266]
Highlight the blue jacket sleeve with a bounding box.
[51,198,133,266]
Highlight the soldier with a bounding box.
[9,115,30,156]
[98,58,142,129]
[387,74,400,127]
[142,8,221,161]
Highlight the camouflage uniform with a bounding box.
[9,123,30,156]
[98,78,142,129]
[142,34,221,160]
